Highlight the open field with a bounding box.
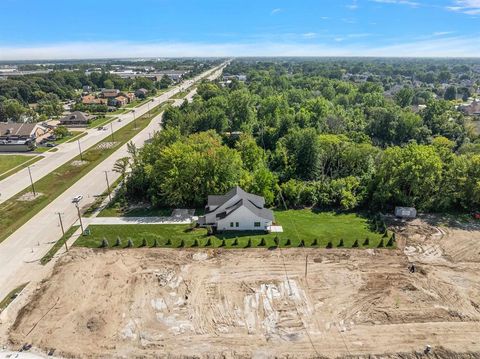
[0,155,40,178]
[77,210,387,248]
[8,217,480,358]
[0,104,167,243]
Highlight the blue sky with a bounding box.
[0,0,479,59]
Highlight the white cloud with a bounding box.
[347,0,359,10]
[370,0,421,7]
[302,32,317,39]
[447,0,480,14]
[0,35,479,60]
[432,31,454,36]
[271,8,282,14]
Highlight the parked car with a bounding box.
[47,135,56,141]
[72,195,83,203]
[97,126,104,130]
[46,143,57,147]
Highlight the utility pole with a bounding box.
[75,202,84,235]
[104,171,112,202]
[56,212,68,252]
[77,139,83,161]
[110,122,114,142]
[132,110,137,130]
[27,166,36,197]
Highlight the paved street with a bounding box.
[0,65,222,204]
[0,64,226,302]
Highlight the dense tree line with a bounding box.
[121,61,480,213]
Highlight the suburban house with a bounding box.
[82,94,108,106]
[59,111,96,127]
[101,89,120,99]
[113,95,129,107]
[0,123,47,152]
[135,88,148,98]
[197,186,274,231]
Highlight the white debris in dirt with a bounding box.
[70,160,88,167]
[121,319,137,340]
[160,314,194,335]
[193,252,208,261]
[243,280,308,338]
[168,275,183,289]
[151,298,167,311]
[17,192,43,202]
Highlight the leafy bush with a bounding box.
[326,241,333,249]
[115,236,122,247]
[338,239,344,247]
[100,237,109,248]
[127,238,134,248]
[311,238,318,246]
[352,239,359,248]
[364,237,370,246]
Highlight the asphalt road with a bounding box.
[0,65,222,204]
[0,64,226,301]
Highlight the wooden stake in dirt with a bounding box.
[305,254,308,278]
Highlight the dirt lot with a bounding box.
[8,217,480,358]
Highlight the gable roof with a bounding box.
[206,186,273,222]
[0,123,36,137]
[207,186,265,208]
[60,111,92,123]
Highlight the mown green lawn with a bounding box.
[0,154,38,175]
[75,210,390,249]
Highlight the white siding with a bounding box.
[216,206,272,231]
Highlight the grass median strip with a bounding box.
[0,104,167,243]
[40,225,79,265]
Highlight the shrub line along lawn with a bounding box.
[0,103,168,243]
[40,226,80,265]
[0,155,42,179]
[75,210,392,249]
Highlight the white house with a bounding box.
[197,186,274,231]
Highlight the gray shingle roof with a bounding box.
[207,186,273,222]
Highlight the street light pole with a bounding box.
[133,110,137,130]
[104,171,112,202]
[75,202,84,235]
[27,165,36,197]
[77,139,83,161]
[56,212,68,252]
[110,122,114,142]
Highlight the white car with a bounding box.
[72,195,83,203]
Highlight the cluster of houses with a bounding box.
[81,88,149,109]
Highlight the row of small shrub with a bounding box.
[99,233,396,249]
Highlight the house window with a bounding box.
[230,222,234,227]
[236,222,239,227]
[254,222,261,228]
